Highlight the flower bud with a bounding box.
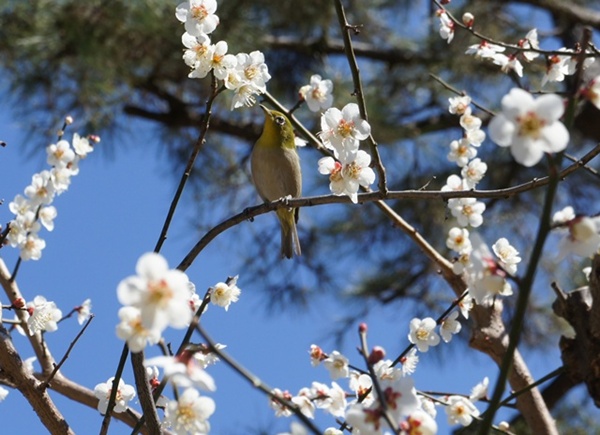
[462,12,474,27]
[367,346,386,365]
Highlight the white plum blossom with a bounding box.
[488,88,569,167]
[447,138,477,167]
[182,32,211,70]
[440,310,462,343]
[0,386,9,402]
[448,95,471,115]
[492,238,521,274]
[117,252,193,332]
[346,376,419,433]
[349,371,375,407]
[323,351,350,380]
[408,317,440,352]
[466,233,513,305]
[459,108,482,133]
[38,206,57,231]
[116,306,162,353]
[210,276,241,311]
[8,194,31,216]
[552,207,600,258]
[465,41,505,60]
[448,197,486,228]
[299,74,334,112]
[76,298,92,325]
[27,296,62,335]
[441,174,467,192]
[470,376,489,401]
[519,28,540,62]
[234,51,271,91]
[458,295,474,319]
[541,51,571,86]
[164,388,216,435]
[189,40,236,80]
[18,234,46,261]
[320,103,371,162]
[465,128,486,147]
[24,170,55,206]
[445,395,480,427]
[46,140,75,168]
[193,343,224,369]
[552,206,576,225]
[420,396,437,419]
[175,0,219,36]
[144,351,216,391]
[492,53,524,77]
[269,388,294,417]
[94,377,136,414]
[72,133,94,157]
[318,150,376,204]
[401,409,438,435]
[447,227,472,254]
[461,158,487,188]
[437,10,454,44]
[400,347,419,376]
[320,382,347,418]
[224,51,271,110]
[292,391,316,419]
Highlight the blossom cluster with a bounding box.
[112,250,241,432]
[441,94,524,308]
[443,94,487,229]
[7,130,95,261]
[438,7,597,85]
[274,344,491,434]
[316,102,376,203]
[177,0,271,110]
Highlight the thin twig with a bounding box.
[358,325,400,434]
[196,323,323,435]
[40,315,94,390]
[153,75,223,253]
[99,345,130,435]
[333,0,387,193]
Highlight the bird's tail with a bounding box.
[277,208,301,259]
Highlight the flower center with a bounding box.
[517,111,545,138]
[191,5,208,21]
[337,119,355,138]
[148,279,173,306]
[244,65,258,80]
[176,404,197,428]
[416,327,430,341]
[343,161,361,180]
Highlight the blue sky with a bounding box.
[1,92,596,433]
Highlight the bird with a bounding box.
[251,104,302,259]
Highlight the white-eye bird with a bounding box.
[251,104,302,259]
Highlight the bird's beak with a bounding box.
[259,104,270,116]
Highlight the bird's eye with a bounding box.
[275,116,285,125]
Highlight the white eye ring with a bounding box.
[275,116,285,125]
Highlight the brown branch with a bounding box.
[0,323,73,434]
[177,142,600,271]
[131,352,162,435]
